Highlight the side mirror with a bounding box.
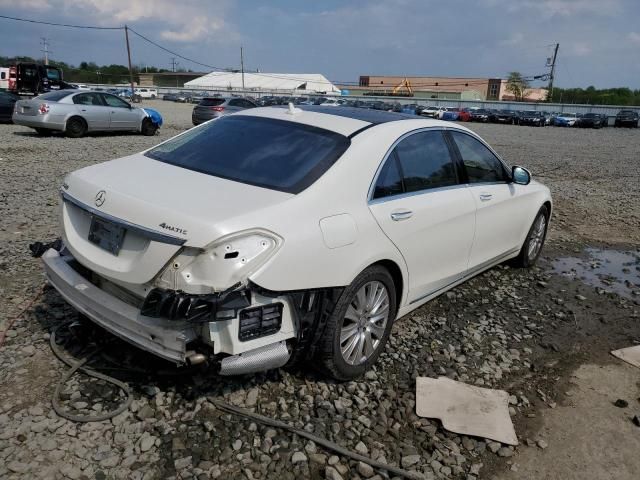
[512,166,531,185]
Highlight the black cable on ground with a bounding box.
[50,324,133,422]
[49,322,420,477]
[208,397,423,480]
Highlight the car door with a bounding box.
[368,129,476,303]
[447,130,525,271]
[72,92,110,130]
[101,93,139,130]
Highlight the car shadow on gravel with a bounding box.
[12,130,157,139]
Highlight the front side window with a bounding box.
[101,94,130,108]
[450,131,507,184]
[145,116,350,194]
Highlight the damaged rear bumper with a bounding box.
[41,248,196,363]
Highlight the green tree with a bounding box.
[506,72,530,102]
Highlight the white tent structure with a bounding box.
[184,72,341,95]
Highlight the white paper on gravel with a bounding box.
[611,345,640,369]
[415,377,518,446]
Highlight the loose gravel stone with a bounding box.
[2,103,639,480]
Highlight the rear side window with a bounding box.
[373,130,458,199]
[373,156,403,199]
[145,116,350,194]
[73,93,104,106]
[394,131,458,193]
[199,98,225,106]
[450,131,507,184]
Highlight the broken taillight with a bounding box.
[210,106,225,112]
[38,103,50,114]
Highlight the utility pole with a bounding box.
[240,46,245,91]
[40,37,50,65]
[170,57,178,72]
[546,43,559,102]
[124,25,136,96]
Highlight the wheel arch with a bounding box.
[367,258,405,316]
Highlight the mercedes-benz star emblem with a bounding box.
[95,190,106,207]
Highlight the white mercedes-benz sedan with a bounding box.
[39,105,551,380]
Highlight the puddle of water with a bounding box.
[552,248,640,299]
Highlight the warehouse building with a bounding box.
[184,72,340,94]
[350,75,504,100]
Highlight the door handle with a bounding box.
[479,193,493,201]
[391,210,413,221]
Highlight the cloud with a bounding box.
[160,17,225,42]
[570,42,592,56]
[629,32,640,45]
[0,0,51,10]
[0,0,235,42]
[483,0,622,17]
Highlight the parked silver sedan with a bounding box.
[12,90,160,137]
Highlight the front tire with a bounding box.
[511,206,549,268]
[141,118,158,136]
[316,266,396,380]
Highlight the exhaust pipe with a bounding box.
[186,351,207,365]
[219,341,290,376]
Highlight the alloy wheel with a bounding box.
[340,281,390,365]
[527,214,546,260]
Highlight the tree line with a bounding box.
[506,71,640,106]
[0,55,195,84]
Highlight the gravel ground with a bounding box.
[0,101,639,480]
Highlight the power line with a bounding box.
[0,14,123,30]
[127,27,228,72]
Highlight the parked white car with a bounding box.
[135,88,158,99]
[40,105,551,379]
[421,106,447,119]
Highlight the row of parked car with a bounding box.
[183,92,640,130]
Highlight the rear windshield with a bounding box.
[37,91,73,101]
[145,116,350,194]
[199,98,225,106]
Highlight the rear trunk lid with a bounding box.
[14,99,41,116]
[62,153,292,284]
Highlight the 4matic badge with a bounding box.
[159,222,187,235]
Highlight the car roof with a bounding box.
[236,105,458,137]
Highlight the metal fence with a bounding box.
[84,83,640,118]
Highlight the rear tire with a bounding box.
[315,266,396,381]
[141,118,158,136]
[510,205,549,268]
[65,117,87,138]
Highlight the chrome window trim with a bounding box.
[60,190,186,246]
[369,183,470,205]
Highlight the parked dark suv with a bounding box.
[578,113,608,129]
[192,97,257,126]
[614,110,639,128]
